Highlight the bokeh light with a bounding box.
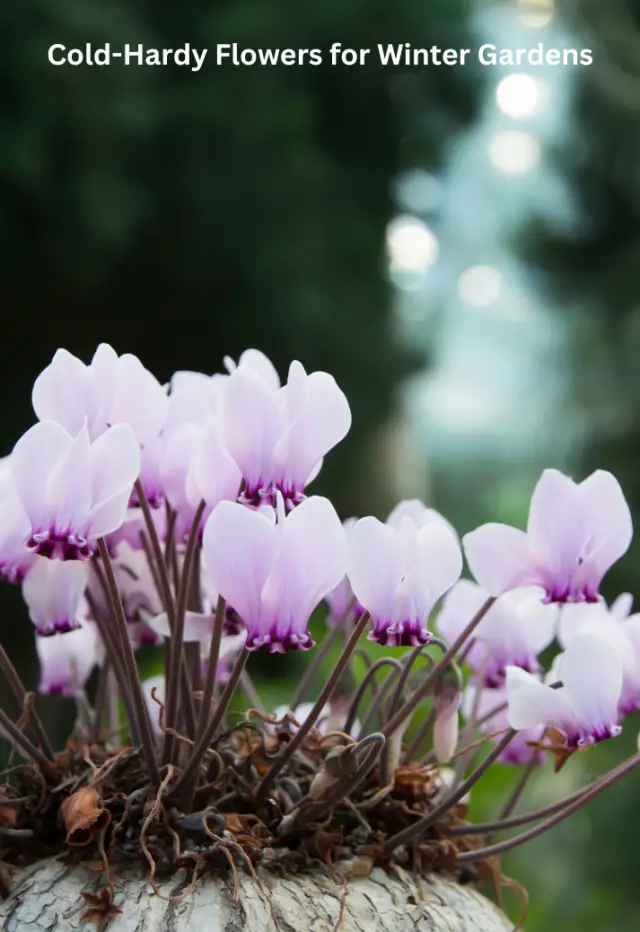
[488,130,541,174]
[496,74,542,119]
[457,265,503,306]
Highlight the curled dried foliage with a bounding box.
[61,788,110,846]
[0,728,499,928]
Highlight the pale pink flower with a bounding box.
[506,633,623,748]
[438,581,557,686]
[271,361,351,507]
[10,421,140,560]
[22,555,88,635]
[32,344,168,505]
[324,518,365,627]
[464,469,632,604]
[202,495,347,652]
[347,514,462,647]
[433,683,461,764]
[36,621,101,697]
[558,594,640,717]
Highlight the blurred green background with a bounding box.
[1,0,640,928]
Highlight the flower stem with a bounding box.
[0,706,55,773]
[289,624,341,711]
[382,598,495,739]
[0,645,54,761]
[383,728,516,855]
[173,647,250,810]
[162,501,204,762]
[343,658,402,736]
[194,594,226,746]
[135,479,175,620]
[97,538,160,788]
[455,752,640,864]
[257,611,371,802]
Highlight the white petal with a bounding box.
[526,469,584,573]
[219,369,285,492]
[261,496,347,630]
[32,348,92,435]
[505,665,574,731]
[23,557,87,635]
[347,517,403,621]
[237,349,280,390]
[274,368,351,492]
[560,633,623,730]
[109,354,169,445]
[463,523,537,596]
[191,418,242,509]
[579,470,633,577]
[202,501,276,629]
[11,421,74,529]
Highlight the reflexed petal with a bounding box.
[416,524,463,603]
[36,623,100,696]
[347,517,403,622]
[23,557,87,635]
[557,601,609,649]
[236,349,280,390]
[505,666,574,731]
[274,365,351,494]
[45,425,92,532]
[32,349,91,435]
[559,633,623,731]
[387,499,458,539]
[611,592,633,620]
[191,419,242,510]
[261,496,347,638]
[109,354,169,445]
[11,421,73,528]
[463,523,536,596]
[526,469,583,576]
[202,501,276,631]
[219,369,284,494]
[579,470,633,579]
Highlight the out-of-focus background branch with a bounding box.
[1,2,640,927]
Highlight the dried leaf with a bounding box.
[80,887,122,931]
[61,788,110,846]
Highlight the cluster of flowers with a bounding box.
[0,343,636,774]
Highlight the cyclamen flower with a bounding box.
[347,513,462,647]
[558,595,640,717]
[462,685,544,765]
[10,421,141,560]
[438,581,557,686]
[22,556,88,636]
[202,495,347,652]
[464,469,632,604]
[506,633,623,748]
[36,621,101,697]
[32,344,168,505]
[218,360,351,508]
[271,361,351,507]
